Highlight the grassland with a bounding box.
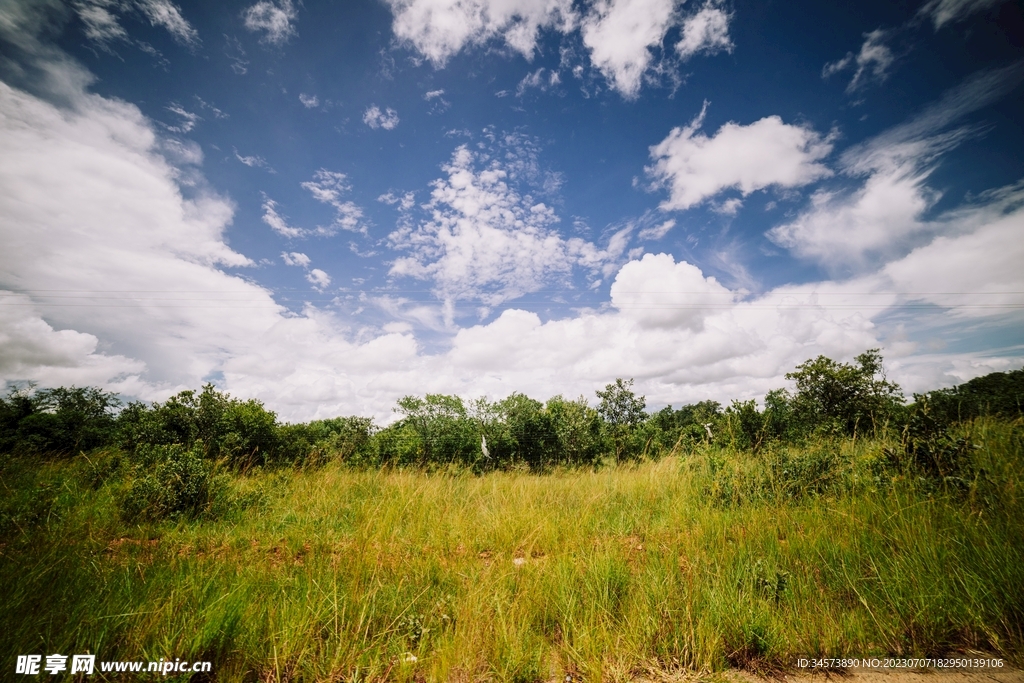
[2,419,1023,682]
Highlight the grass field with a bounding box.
[2,419,1023,682]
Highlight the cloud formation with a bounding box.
[301,169,367,235]
[242,0,297,45]
[384,0,576,66]
[362,104,400,130]
[675,4,732,59]
[383,0,731,98]
[580,0,679,99]
[74,0,199,47]
[918,0,1005,29]
[647,103,834,211]
[768,65,1024,268]
[822,29,894,94]
[387,139,635,319]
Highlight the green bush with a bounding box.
[119,444,230,522]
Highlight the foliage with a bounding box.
[596,378,647,462]
[2,421,1022,680]
[0,385,120,455]
[4,351,1021,480]
[119,443,230,522]
[545,395,604,467]
[786,349,903,438]
[394,394,480,466]
[913,368,1024,424]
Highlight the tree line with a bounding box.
[2,350,1022,471]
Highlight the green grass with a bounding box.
[2,419,1023,682]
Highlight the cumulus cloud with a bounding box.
[647,102,834,211]
[383,0,731,98]
[387,141,630,316]
[580,0,679,99]
[299,93,319,108]
[2,64,1018,420]
[383,0,576,66]
[918,0,1004,29]
[306,268,331,291]
[281,251,311,267]
[362,104,400,130]
[676,4,732,59]
[822,29,894,94]
[242,0,297,45]
[3,4,1020,423]
[768,64,1024,268]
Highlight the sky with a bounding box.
[0,0,1022,422]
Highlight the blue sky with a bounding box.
[1,0,1022,420]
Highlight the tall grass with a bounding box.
[1,419,1022,682]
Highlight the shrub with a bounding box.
[119,444,230,522]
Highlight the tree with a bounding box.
[395,394,478,465]
[546,395,603,467]
[5,386,121,455]
[596,378,647,462]
[786,349,903,437]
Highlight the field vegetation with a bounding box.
[1,352,1022,681]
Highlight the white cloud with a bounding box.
[281,251,311,267]
[387,143,629,315]
[261,196,304,238]
[424,89,445,100]
[74,0,199,47]
[384,0,731,99]
[676,4,732,59]
[75,2,129,44]
[766,163,934,268]
[378,191,417,210]
[234,149,273,172]
[610,253,734,329]
[768,65,1024,268]
[822,29,894,94]
[383,0,577,66]
[580,0,678,99]
[299,93,319,108]
[918,0,1004,29]
[242,0,297,45]
[301,169,367,235]
[362,105,400,130]
[637,218,676,240]
[164,102,199,133]
[135,0,199,45]
[879,182,1024,316]
[2,10,1019,424]
[647,102,834,211]
[2,64,1018,421]
[713,198,743,215]
[306,268,331,290]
